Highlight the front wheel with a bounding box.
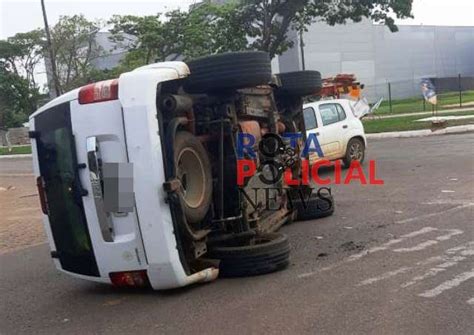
[342,138,365,168]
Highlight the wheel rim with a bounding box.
[349,142,363,161]
[177,147,206,209]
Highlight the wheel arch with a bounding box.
[344,134,366,153]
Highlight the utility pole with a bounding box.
[299,29,306,71]
[40,0,61,97]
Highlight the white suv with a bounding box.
[303,99,367,167]
[29,52,334,290]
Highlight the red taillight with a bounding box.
[36,176,49,215]
[109,270,150,288]
[78,79,118,104]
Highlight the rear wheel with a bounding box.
[342,138,365,168]
[174,131,213,224]
[276,71,322,97]
[185,51,272,93]
[207,233,290,277]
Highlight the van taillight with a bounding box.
[36,176,48,215]
[78,79,118,104]
[109,270,150,288]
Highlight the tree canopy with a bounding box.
[0,0,413,127]
[239,0,413,57]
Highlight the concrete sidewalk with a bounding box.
[0,154,32,159]
[366,124,474,139]
[367,106,474,120]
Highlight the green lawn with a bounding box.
[375,90,474,115]
[363,110,474,133]
[0,145,32,155]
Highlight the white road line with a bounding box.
[348,227,438,261]
[401,227,439,238]
[358,255,449,287]
[393,229,463,253]
[394,240,439,253]
[435,229,464,241]
[401,256,467,288]
[401,242,474,288]
[395,203,474,224]
[446,241,474,254]
[358,267,412,286]
[418,269,474,298]
[467,298,474,305]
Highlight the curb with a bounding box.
[366,125,474,139]
[0,154,33,159]
[366,107,474,120]
[367,125,474,139]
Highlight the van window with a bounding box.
[303,107,318,129]
[34,102,99,277]
[319,103,345,126]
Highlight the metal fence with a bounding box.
[363,75,474,115]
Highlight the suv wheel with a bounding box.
[208,233,290,277]
[184,51,272,93]
[174,131,213,224]
[276,71,322,97]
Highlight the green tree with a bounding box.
[108,2,248,70]
[238,0,414,57]
[0,31,43,128]
[50,15,104,92]
[0,67,40,128]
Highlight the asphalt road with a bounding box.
[1,134,474,335]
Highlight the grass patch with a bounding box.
[376,90,474,115]
[363,111,474,133]
[0,145,32,155]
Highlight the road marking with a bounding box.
[394,240,439,253]
[467,298,474,305]
[349,227,438,261]
[435,229,464,241]
[300,227,445,278]
[358,254,450,287]
[418,269,474,298]
[401,256,466,288]
[395,203,474,224]
[393,229,463,253]
[358,267,412,286]
[400,242,474,288]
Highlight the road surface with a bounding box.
[1,134,473,334]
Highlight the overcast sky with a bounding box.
[0,0,473,40]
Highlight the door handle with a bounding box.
[342,125,348,129]
[87,136,114,242]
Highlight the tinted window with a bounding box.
[303,107,318,129]
[319,103,346,126]
[35,103,99,277]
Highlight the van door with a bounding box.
[34,102,100,276]
[315,103,348,159]
[303,106,323,163]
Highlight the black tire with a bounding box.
[174,131,213,224]
[276,71,322,96]
[208,233,290,277]
[342,137,365,168]
[185,51,272,93]
[292,192,335,221]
